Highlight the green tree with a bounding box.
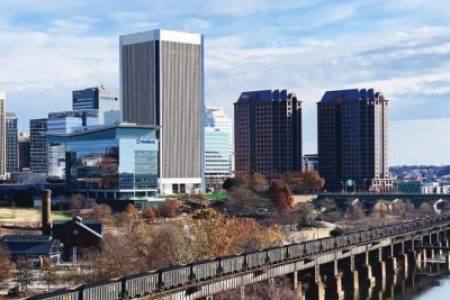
[223,177,243,191]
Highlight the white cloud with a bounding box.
[49,16,99,34]
[0,0,449,164]
[0,26,117,127]
[182,18,211,31]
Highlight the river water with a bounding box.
[320,263,450,299]
[304,263,450,300]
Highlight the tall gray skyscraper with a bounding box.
[234,90,302,179]
[5,113,18,173]
[0,92,5,176]
[120,29,204,194]
[30,118,48,173]
[318,88,394,192]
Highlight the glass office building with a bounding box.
[47,110,99,178]
[47,110,98,134]
[72,86,120,125]
[205,107,233,189]
[47,125,158,201]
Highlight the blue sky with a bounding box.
[0,0,449,165]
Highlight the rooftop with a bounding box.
[321,88,385,102]
[1,235,62,256]
[46,123,159,138]
[237,89,297,103]
[120,29,202,46]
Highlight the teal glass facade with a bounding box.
[205,129,232,175]
[47,125,158,200]
[205,107,233,189]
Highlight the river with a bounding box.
[307,263,450,299]
[357,264,449,300]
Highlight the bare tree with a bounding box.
[71,193,88,211]
[269,181,294,211]
[0,244,14,282]
[159,199,181,218]
[247,173,269,193]
[16,257,32,292]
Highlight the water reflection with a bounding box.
[328,263,450,300]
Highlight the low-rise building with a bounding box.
[0,235,63,267]
[421,181,450,194]
[303,154,318,172]
[53,216,102,261]
[397,180,422,194]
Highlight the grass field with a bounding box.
[0,207,72,223]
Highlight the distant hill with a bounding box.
[390,165,450,181]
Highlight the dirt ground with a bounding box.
[285,223,336,244]
[292,194,317,205]
[0,208,71,225]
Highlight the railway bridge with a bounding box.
[145,216,450,300]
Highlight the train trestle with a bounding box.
[142,219,450,300]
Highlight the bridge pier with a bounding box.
[421,248,427,264]
[240,285,245,300]
[429,245,435,259]
[446,254,450,272]
[293,271,304,299]
[388,244,397,274]
[388,256,397,274]
[333,273,344,299]
[402,253,409,276]
[362,264,375,286]
[316,281,325,300]
[437,242,443,256]
[294,287,303,300]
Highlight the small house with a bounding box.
[1,235,63,267]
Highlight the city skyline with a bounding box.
[0,1,449,165]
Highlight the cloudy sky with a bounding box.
[0,0,449,165]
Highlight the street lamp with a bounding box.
[340,181,345,193]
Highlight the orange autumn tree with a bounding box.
[142,206,158,220]
[0,244,14,281]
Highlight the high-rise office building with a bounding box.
[317,88,394,192]
[72,86,119,125]
[120,29,204,194]
[18,133,30,171]
[30,118,48,173]
[205,107,233,189]
[5,113,18,173]
[234,90,302,179]
[0,92,5,176]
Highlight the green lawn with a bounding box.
[0,207,72,222]
[207,192,229,201]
